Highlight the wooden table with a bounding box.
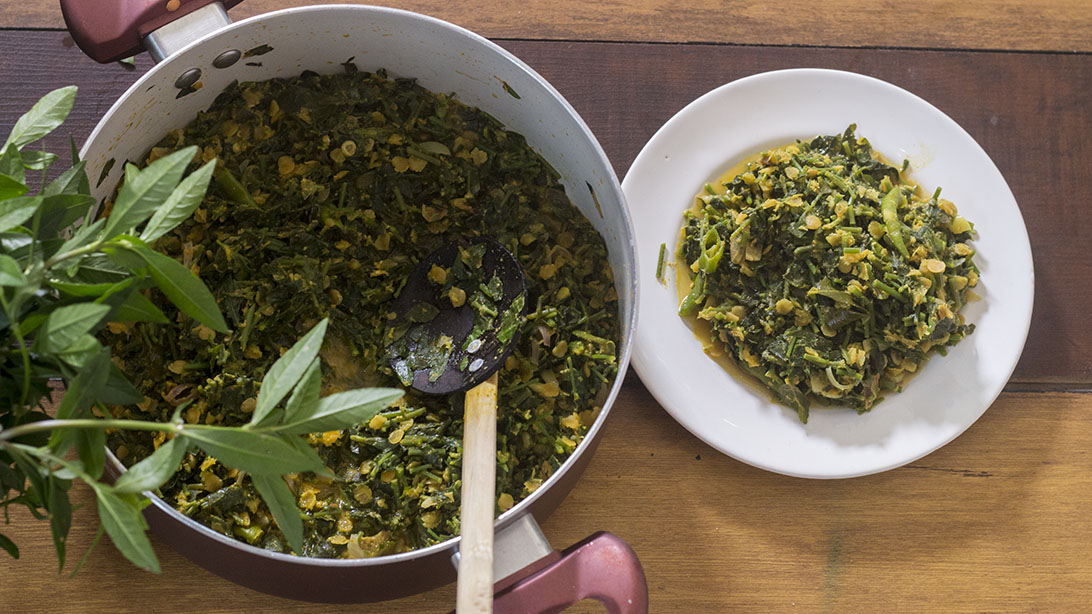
[2,2,1091,612]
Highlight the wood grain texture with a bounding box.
[1,32,1090,383]
[2,29,1092,614]
[4,0,1092,53]
[3,379,1092,612]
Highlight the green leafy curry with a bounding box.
[676,126,978,422]
[104,65,619,558]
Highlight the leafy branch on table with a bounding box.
[0,86,402,573]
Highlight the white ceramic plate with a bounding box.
[623,68,1034,478]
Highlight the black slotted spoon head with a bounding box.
[386,236,527,395]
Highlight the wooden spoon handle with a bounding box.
[457,371,499,613]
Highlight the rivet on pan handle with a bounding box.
[59,0,246,63]
[492,532,649,614]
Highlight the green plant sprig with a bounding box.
[0,87,402,573]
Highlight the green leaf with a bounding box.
[133,245,228,332]
[10,451,48,511]
[49,476,73,571]
[250,474,304,554]
[55,218,105,262]
[0,253,25,286]
[270,388,403,435]
[96,364,144,406]
[95,276,144,303]
[140,160,215,243]
[90,484,159,573]
[38,193,96,240]
[9,411,53,448]
[282,358,321,425]
[179,427,324,475]
[54,334,103,368]
[21,149,59,171]
[2,86,77,150]
[0,462,21,493]
[124,162,138,187]
[50,348,111,454]
[0,142,25,183]
[0,532,18,559]
[0,195,42,233]
[16,312,47,336]
[76,428,106,480]
[112,289,169,324]
[102,147,196,240]
[51,466,81,482]
[252,319,328,425]
[114,437,187,494]
[0,173,28,200]
[66,523,104,578]
[91,278,143,302]
[70,137,90,194]
[70,253,128,284]
[51,280,118,297]
[102,242,149,271]
[35,303,111,353]
[44,160,90,197]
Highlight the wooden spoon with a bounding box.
[387,237,527,613]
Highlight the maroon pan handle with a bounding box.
[59,0,246,63]
[493,532,649,614]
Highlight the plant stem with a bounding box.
[0,418,180,442]
[10,442,96,483]
[44,240,104,269]
[0,417,274,444]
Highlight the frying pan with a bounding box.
[59,1,645,610]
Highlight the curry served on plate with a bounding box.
[104,65,620,557]
[674,126,978,422]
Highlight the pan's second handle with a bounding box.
[60,0,245,63]
[493,532,648,614]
